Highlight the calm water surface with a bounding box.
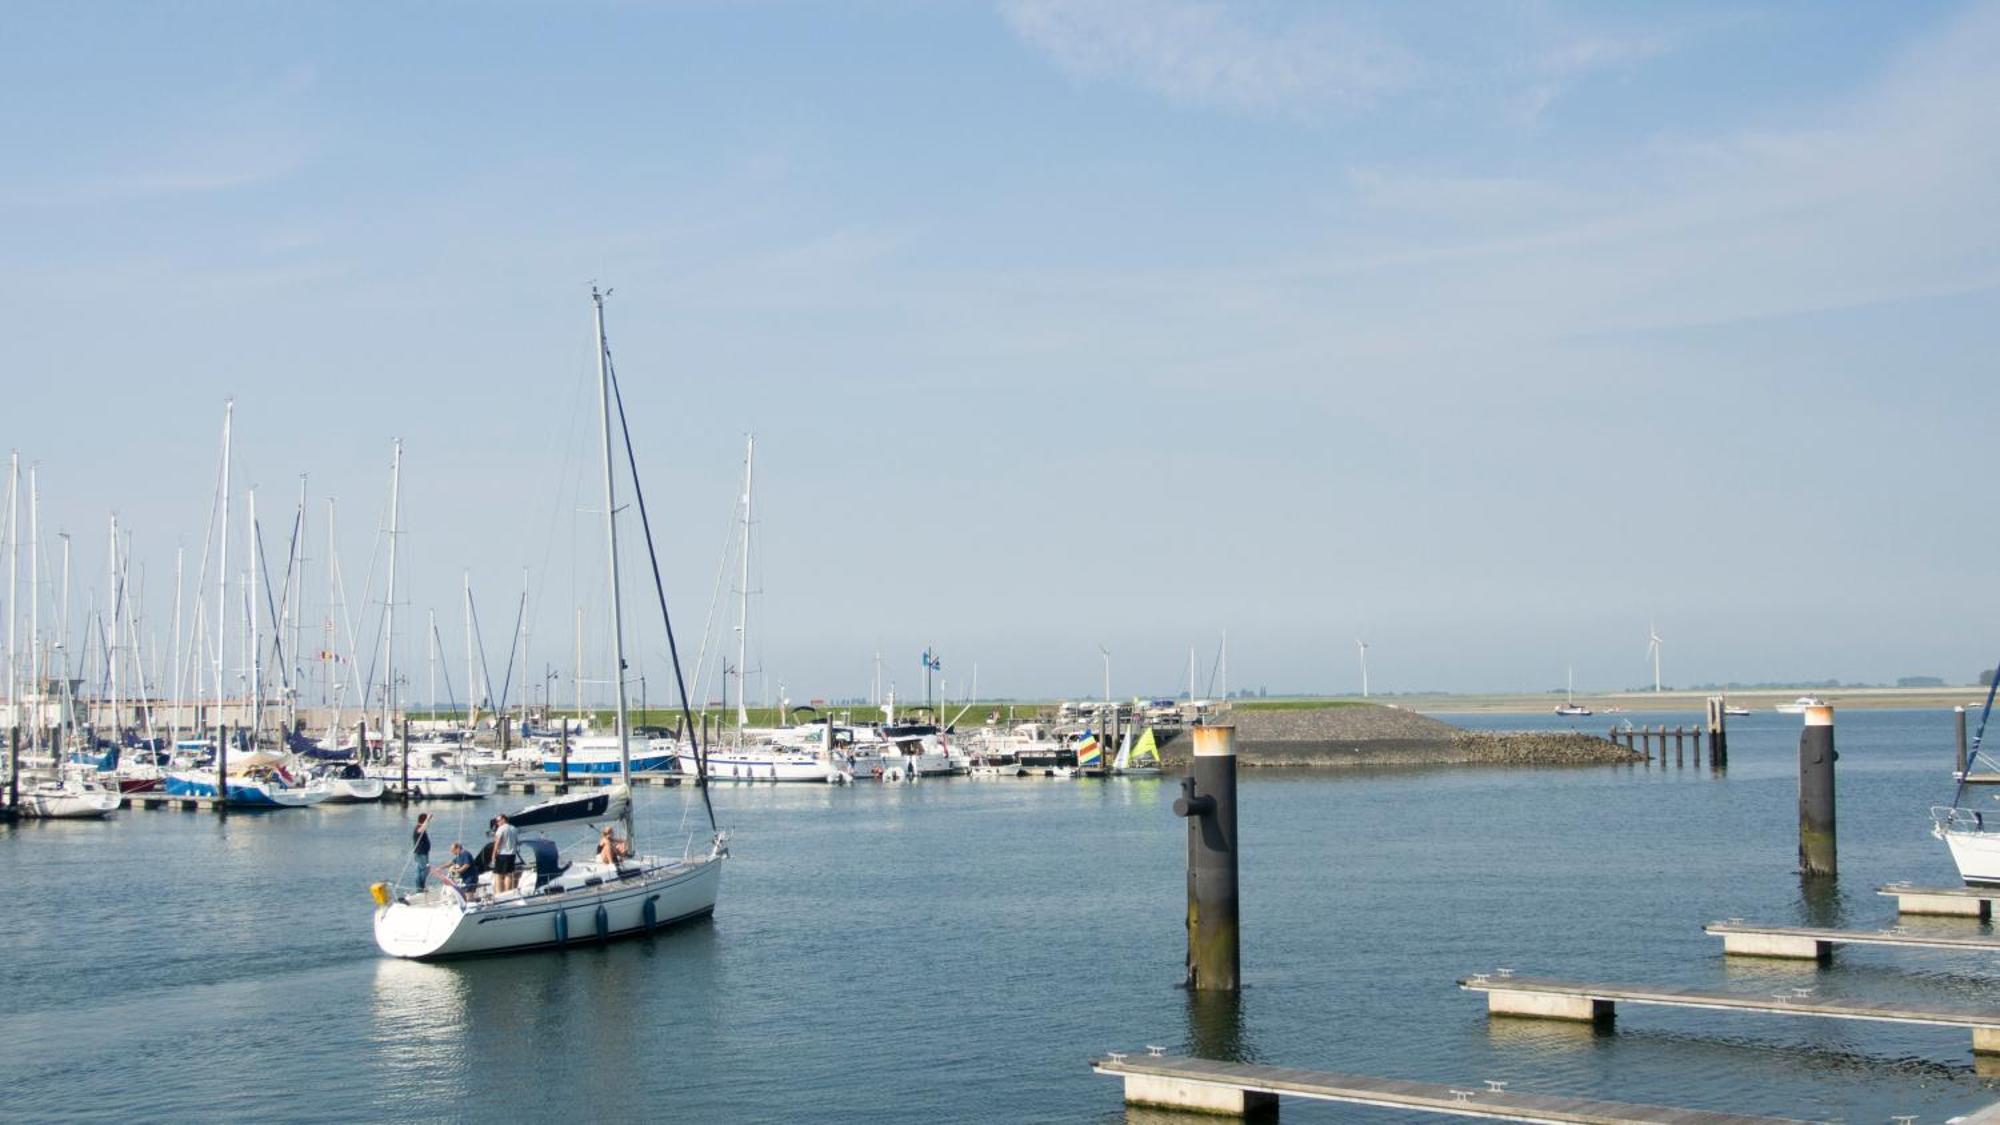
[3,707,1995,1122]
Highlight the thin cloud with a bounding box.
[997,0,1417,111]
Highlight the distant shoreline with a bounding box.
[1356,686,1986,715]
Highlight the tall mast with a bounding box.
[58,535,70,744]
[170,547,182,745]
[383,440,401,756]
[573,607,583,722]
[427,609,436,721]
[27,469,39,749]
[248,488,260,743]
[216,401,232,739]
[325,500,337,721]
[735,434,753,734]
[462,571,475,727]
[5,452,16,729]
[592,287,633,788]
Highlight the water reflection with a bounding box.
[1796,873,1846,930]
[1182,989,1257,1063]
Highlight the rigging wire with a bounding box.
[604,347,716,836]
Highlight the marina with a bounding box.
[5,707,2000,1120]
[5,4,1997,1119]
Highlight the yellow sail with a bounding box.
[1132,728,1160,766]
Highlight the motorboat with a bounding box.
[1554,703,1592,717]
[541,734,679,776]
[1774,696,1827,714]
[684,743,841,783]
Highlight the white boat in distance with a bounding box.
[373,286,724,959]
[682,744,841,783]
[1774,696,1827,714]
[16,775,122,819]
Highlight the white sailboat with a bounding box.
[373,286,725,959]
[1554,667,1591,717]
[674,435,839,785]
[16,774,121,819]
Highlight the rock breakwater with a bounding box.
[1152,705,1640,769]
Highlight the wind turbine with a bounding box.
[1356,639,1370,698]
[1098,644,1111,703]
[1646,624,1663,693]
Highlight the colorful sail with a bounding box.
[1074,730,1102,768]
[1132,728,1160,766]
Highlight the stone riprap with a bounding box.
[1152,706,1640,768]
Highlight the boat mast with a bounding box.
[170,547,182,747]
[248,489,260,745]
[462,570,475,729]
[5,452,15,737]
[216,401,232,743]
[27,469,40,752]
[383,440,401,763]
[734,434,753,738]
[325,500,339,734]
[592,287,634,800]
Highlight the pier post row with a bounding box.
[1175,724,1241,992]
[1799,705,1837,877]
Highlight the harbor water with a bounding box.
[4,708,1995,1121]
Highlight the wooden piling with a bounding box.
[216,723,229,815]
[1707,696,1729,770]
[1675,726,1685,767]
[559,721,570,792]
[1959,706,1970,778]
[1800,706,1837,876]
[400,718,411,804]
[7,726,17,813]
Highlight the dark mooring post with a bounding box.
[1174,724,1240,992]
[216,723,230,814]
[1799,704,1838,877]
[8,726,19,814]
[1708,696,1729,769]
[1957,706,1970,779]
[559,722,571,792]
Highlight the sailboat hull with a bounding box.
[17,786,121,818]
[373,853,723,959]
[1937,809,2000,885]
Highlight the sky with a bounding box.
[3,1,1999,707]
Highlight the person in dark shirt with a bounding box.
[411,813,433,891]
[446,842,477,896]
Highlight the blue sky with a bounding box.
[4,2,1999,705]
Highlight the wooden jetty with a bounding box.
[1605,725,1709,767]
[1705,920,2000,960]
[1460,973,2000,1054]
[1878,883,2000,919]
[1091,1051,1811,1123]
[1955,772,2000,785]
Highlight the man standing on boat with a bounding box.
[411,813,433,892]
[492,813,519,893]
